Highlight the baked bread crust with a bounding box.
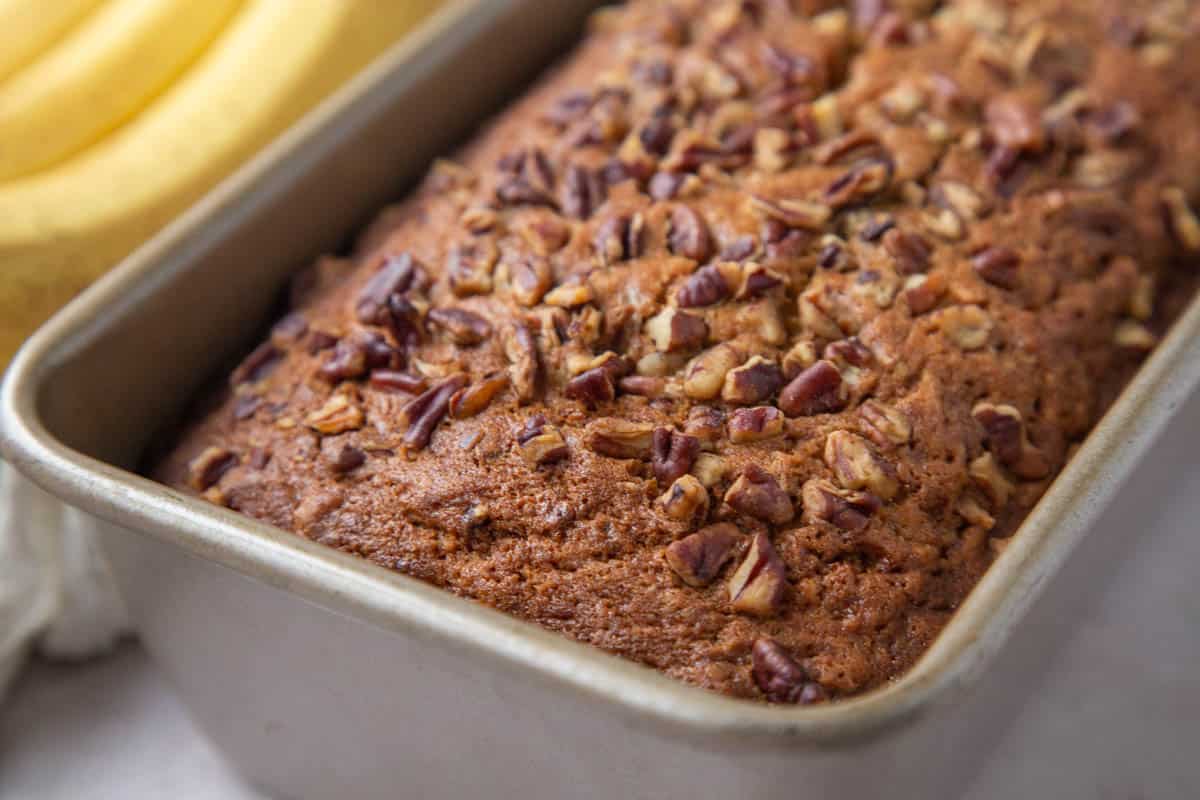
[154,0,1200,702]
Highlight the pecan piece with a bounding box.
[728,407,785,444]
[543,282,594,308]
[665,523,740,587]
[824,157,892,208]
[507,255,554,307]
[369,369,426,394]
[972,247,1021,289]
[1114,321,1157,350]
[969,452,1014,508]
[187,446,237,491]
[657,475,711,524]
[356,254,417,323]
[824,430,899,499]
[724,465,794,524]
[736,263,784,299]
[505,322,540,403]
[447,241,498,297]
[728,533,788,617]
[722,356,783,405]
[752,639,826,704]
[305,392,365,435]
[426,307,492,345]
[779,360,845,417]
[683,344,740,400]
[691,452,727,487]
[677,265,731,308]
[618,375,665,397]
[934,305,993,350]
[882,228,932,275]
[644,307,708,352]
[858,400,911,446]
[561,164,607,219]
[802,479,880,532]
[652,428,700,487]
[902,272,946,315]
[400,375,468,450]
[230,342,282,387]
[593,212,644,264]
[517,415,568,466]
[971,402,1050,480]
[749,194,832,231]
[448,372,509,419]
[564,367,616,407]
[588,419,655,459]
[1162,186,1200,251]
[683,406,725,445]
[667,205,713,262]
[329,445,366,475]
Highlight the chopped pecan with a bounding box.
[1161,187,1200,251]
[594,213,644,264]
[1113,320,1157,350]
[722,356,783,405]
[728,533,788,616]
[902,272,946,314]
[753,127,792,172]
[922,206,965,241]
[355,254,417,323]
[561,164,607,219]
[721,234,758,261]
[648,171,686,201]
[858,400,911,446]
[329,445,366,475]
[400,374,468,450]
[665,523,740,587]
[683,344,741,400]
[514,213,570,256]
[752,638,825,704]
[691,452,727,487]
[652,428,700,487]
[461,206,498,234]
[724,465,794,525]
[505,323,540,403]
[657,474,711,524]
[728,406,785,443]
[677,264,732,308]
[683,406,725,445]
[985,94,1045,153]
[427,307,492,345]
[882,228,932,274]
[231,342,282,387]
[383,295,423,350]
[187,446,237,491]
[565,367,616,407]
[749,194,832,231]
[448,372,509,419]
[618,375,664,397]
[543,282,594,308]
[667,205,713,262]
[824,430,899,499]
[517,415,568,466]
[969,452,1013,508]
[271,312,308,344]
[232,395,260,421]
[306,392,365,435]
[645,307,708,352]
[934,181,989,221]
[972,247,1021,289]
[447,241,498,297]
[971,402,1050,480]
[779,360,845,417]
[736,263,784,299]
[802,478,880,532]
[934,305,993,350]
[824,158,892,208]
[369,369,426,394]
[507,255,554,307]
[588,419,655,458]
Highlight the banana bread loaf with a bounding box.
[153,0,1200,703]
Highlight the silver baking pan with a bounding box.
[3,1,1200,798]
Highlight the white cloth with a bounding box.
[0,459,130,699]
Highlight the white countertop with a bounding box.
[3,390,1199,799]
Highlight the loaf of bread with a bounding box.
[154,0,1200,703]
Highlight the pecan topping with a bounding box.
[779,360,845,417]
[667,205,713,262]
[400,375,468,450]
[355,254,417,323]
[514,213,569,256]
[232,395,260,421]
[187,446,237,491]
[749,194,832,231]
[618,375,665,397]
[724,465,794,525]
[969,452,1014,508]
[1113,320,1157,350]
[306,392,365,435]
[306,328,336,354]
[971,402,1050,480]
[802,478,880,532]
[1161,186,1200,251]
[934,305,993,350]
[985,94,1045,153]
[645,307,708,352]
[517,415,568,466]
[683,344,741,400]
[736,263,784,299]
[665,523,740,587]
[752,639,825,704]
[369,369,427,394]
[882,228,932,274]
[230,342,282,387]
[594,212,644,264]
[728,533,788,617]
[902,272,946,314]
[858,400,911,446]
[657,474,711,524]
[271,312,308,343]
[508,255,554,307]
[691,452,727,487]
[427,307,492,345]
[505,323,540,403]
[648,171,687,201]
[722,356,783,405]
[320,332,397,383]
[543,282,594,309]
[447,241,498,297]
[588,419,655,459]
[448,372,509,419]
[564,367,616,407]
[727,406,785,443]
[561,164,607,219]
[972,247,1021,289]
[329,445,366,475]
[824,158,892,208]
[496,147,557,207]
[683,406,725,444]
[677,264,732,308]
[824,430,899,500]
[652,428,700,487]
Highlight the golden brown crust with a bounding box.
[154,0,1200,702]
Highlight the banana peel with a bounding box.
[0,0,440,368]
[0,0,104,84]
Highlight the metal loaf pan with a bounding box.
[3,1,1200,797]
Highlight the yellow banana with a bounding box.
[0,0,441,366]
[0,0,242,181]
[0,0,104,84]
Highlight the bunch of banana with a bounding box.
[0,0,440,368]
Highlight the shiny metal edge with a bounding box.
[3,0,1200,746]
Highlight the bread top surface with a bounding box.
[154,0,1200,702]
